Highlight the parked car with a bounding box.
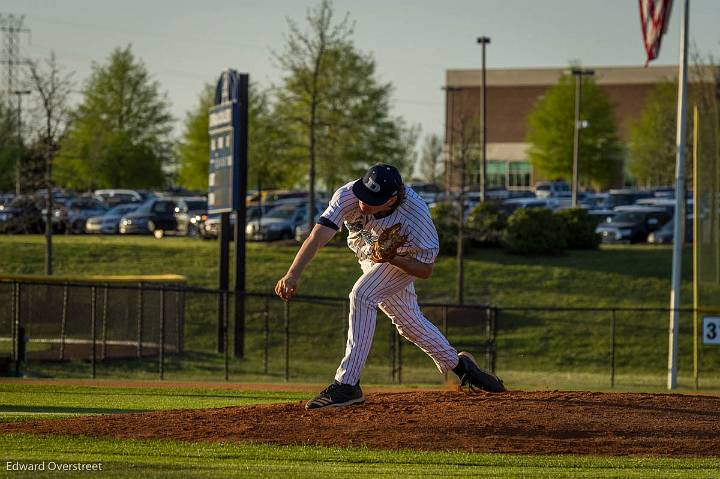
[0,195,43,234]
[172,197,208,237]
[119,198,178,237]
[500,197,555,216]
[61,197,109,234]
[595,206,671,243]
[534,181,570,199]
[245,202,324,241]
[647,217,694,244]
[85,203,141,234]
[201,204,276,240]
[94,189,144,206]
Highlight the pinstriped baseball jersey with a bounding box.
[319,181,440,264]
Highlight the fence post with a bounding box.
[390,323,397,383]
[442,305,448,382]
[159,287,165,380]
[284,301,290,382]
[137,282,144,358]
[178,288,185,354]
[485,307,493,371]
[610,309,616,388]
[263,296,269,375]
[91,286,96,379]
[10,281,17,362]
[60,282,69,361]
[397,331,403,384]
[175,290,182,354]
[491,307,498,373]
[223,291,229,381]
[101,285,109,361]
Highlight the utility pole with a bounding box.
[12,89,31,196]
[570,68,594,208]
[477,37,490,202]
[1,14,31,106]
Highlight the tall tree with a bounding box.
[275,0,352,229]
[419,133,444,184]
[526,70,623,190]
[627,80,679,186]
[177,82,293,192]
[275,0,418,228]
[55,45,173,190]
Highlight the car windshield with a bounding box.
[536,185,550,191]
[107,204,138,215]
[266,205,301,220]
[134,200,155,213]
[611,212,647,223]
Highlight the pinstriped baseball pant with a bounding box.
[334,260,459,385]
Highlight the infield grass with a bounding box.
[2,434,718,479]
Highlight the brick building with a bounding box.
[443,65,682,192]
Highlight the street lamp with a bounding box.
[477,36,490,202]
[569,68,594,207]
[11,89,32,196]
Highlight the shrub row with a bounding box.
[430,202,601,256]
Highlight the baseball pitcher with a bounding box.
[275,164,505,409]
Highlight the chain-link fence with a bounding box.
[2,277,718,389]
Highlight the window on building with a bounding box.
[508,161,532,190]
[487,160,507,188]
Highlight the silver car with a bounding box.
[86,203,141,234]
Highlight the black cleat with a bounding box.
[456,351,506,393]
[305,381,365,410]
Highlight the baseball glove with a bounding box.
[371,223,410,263]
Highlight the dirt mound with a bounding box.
[4,390,720,456]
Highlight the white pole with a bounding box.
[668,0,689,390]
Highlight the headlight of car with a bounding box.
[245,224,254,234]
[647,233,656,243]
[121,219,130,226]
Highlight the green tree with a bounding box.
[526,71,623,189]
[177,82,294,192]
[55,45,173,190]
[627,80,679,186]
[0,99,19,191]
[275,0,419,229]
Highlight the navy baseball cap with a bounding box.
[352,164,403,206]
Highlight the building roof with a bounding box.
[446,64,715,88]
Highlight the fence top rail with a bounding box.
[0,277,711,314]
[499,306,697,313]
[0,274,186,285]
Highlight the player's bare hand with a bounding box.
[275,274,299,301]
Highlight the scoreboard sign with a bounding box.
[208,69,243,213]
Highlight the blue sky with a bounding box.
[3,0,719,143]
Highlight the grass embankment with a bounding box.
[1,235,717,390]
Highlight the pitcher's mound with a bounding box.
[4,390,720,456]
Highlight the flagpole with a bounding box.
[668,0,689,390]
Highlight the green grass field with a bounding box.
[1,235,718,391]
[0,383,717,478]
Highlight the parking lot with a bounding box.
[0,181,693,245]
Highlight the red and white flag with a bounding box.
[639,0,674,66]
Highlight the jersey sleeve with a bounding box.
[318,184,356,231]
[401,195,440,264]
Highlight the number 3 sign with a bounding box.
[703,316,720,345]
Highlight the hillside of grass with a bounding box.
[1,235,716,389]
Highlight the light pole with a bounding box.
[12,90,31,196]
[477,36,490,202]
[570,68,594,208]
